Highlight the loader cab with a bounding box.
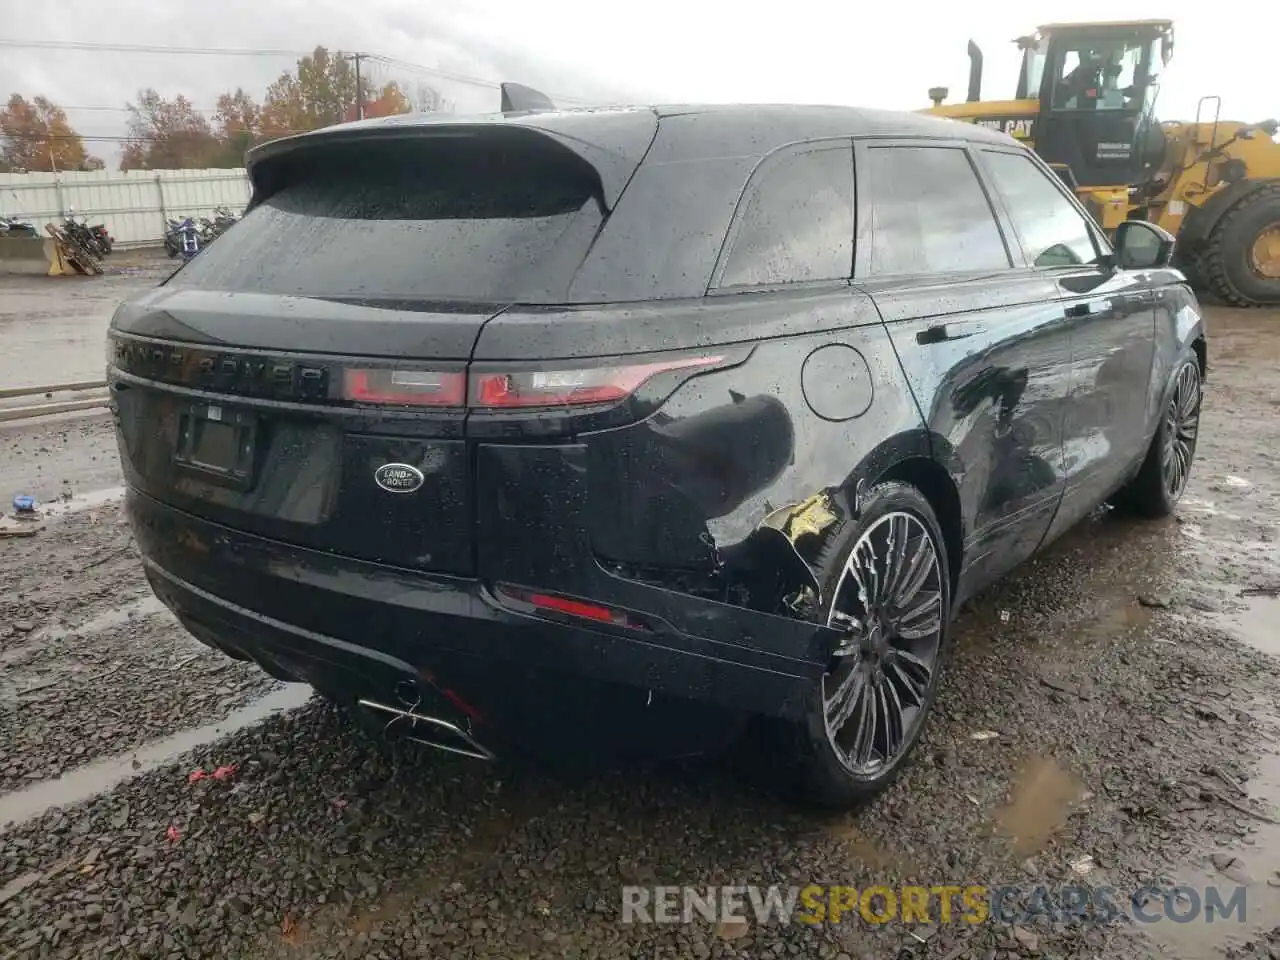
[1028,20,1172,188]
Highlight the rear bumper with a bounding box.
[127,488,823,727]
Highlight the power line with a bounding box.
[62,104,222,115]
[368,54,500,91]
[0,38,306,57]
[0,37,602,104]
[367,55,593,105]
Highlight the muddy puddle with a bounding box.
[36,485,125,519]
[0,683,313,830]
[1214,593,1280,658]
[992,757,1089,857]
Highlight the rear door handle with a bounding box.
[916,321,988,345]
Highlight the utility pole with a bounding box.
[344,53,366,121]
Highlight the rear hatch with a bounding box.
[109,120,649,576]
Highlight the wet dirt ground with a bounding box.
[0,305,1278,960]
[0,252,172,391]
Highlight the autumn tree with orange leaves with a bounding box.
[5,45,437,171]
[258,47,416,137]
[212,88,262,166]
[0,94,103,172]
[347,81,413,121]
[120,90,222,170]
[208,49,425,167]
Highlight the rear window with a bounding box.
[168,135,605,303]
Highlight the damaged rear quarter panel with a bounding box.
[581,285,929,606]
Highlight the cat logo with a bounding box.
[974,118,1035,140]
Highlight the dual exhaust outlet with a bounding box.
[358,680,495,761]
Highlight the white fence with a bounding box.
[0,168,251,248]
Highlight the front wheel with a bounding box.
[786,481,951,808]
[1111,354,1202,517]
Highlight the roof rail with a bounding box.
[500,82,556,114]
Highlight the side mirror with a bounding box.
[1113,220,1176,269]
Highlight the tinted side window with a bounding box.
[864,146,1010,276]
[981,150,1100,267]
[718,146,853,288]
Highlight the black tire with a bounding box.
[782,481,952,809]
[1175,248,1207,290]
[1202,183,1280,307]
[1111,353,1202,518]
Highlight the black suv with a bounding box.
[108,104,1205,806]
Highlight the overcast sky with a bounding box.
[1,0,1276,168]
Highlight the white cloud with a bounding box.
[1,0,1275,168]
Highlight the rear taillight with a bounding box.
[343,355,722,410]
[343,368,465,407]
[469,356,724,409]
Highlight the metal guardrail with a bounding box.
[0,381,109,422]
[0,380,106,400]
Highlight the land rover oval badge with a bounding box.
[374,463,425,494]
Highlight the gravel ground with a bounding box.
[0,305,1278,960]
[0,502,282,792]
[0,412,121,505]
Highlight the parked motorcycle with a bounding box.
[61,212,111,259]
[164,207,240,257]
[173,217,201,260]
[164,217,183,258]
[199,206,240,246]
[0,216,37,238]
[88,223,113,255]
[211,205,240,235]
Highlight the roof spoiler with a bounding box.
[500,82,556,114]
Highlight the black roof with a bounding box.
[248,102,1016,171]
[650,102,1015,153]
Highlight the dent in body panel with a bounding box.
[1147,279,1205,438]
[868,272,1073,602]
[1054,269,1158,513]
[581,290,922,616]
[1159,279,1207,382]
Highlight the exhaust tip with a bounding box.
[357,697,496,761]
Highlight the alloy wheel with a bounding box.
[1248,222,1280,280]
[1162,362,1201,500]
[822,511,944,777]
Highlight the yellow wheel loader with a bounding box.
[923,19,1280,306]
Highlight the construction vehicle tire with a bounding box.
[1202,182,1280,306]
[1176,249,1206,289]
